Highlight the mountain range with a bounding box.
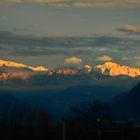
[0,59,140,122]
[0,59,139,93]
[0,59,140,80]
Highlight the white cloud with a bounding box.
[64,57,82,64]
[96,55,113,61]
[120,25,140,33]
[122,57,130,61]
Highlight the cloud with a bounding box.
[122,57,130,61]
[73,0,140,8]
[0,0,69,6]
[134,56,140,60]
[0,31,94,56]
[119,25,140,34]
[0,30,140,67]
[0,0,140,8]
[27,0,70,7]
[2,0,22,3]
[0,31,140,58]
[96,55,113,62]
[64,57,82,64]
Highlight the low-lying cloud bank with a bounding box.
[119,25,140,34]
[0,31,139,57]
[0,30,140,67]
[0,0,140,8]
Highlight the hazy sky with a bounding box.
[0,0,140,68]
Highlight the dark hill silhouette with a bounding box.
[129,82,140,95]
[21,85,121,121]
[112,82,140,122]
[0,94,49,128]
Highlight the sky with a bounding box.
[0,0,140,68]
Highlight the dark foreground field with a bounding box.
[1,125,140,140]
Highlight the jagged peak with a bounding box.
[103,62,119,66]
[0,59,27,68]
[96,62,120,68]
[0,59,49,72]
[32,66,49,71]
[95,62,140,77]
[0,59,140,78]
[84,65,92,69]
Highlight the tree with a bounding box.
[71,100,114,128]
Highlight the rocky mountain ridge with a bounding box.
[0,59,49,72]
[0,59,140,80]
[95,62,140,77]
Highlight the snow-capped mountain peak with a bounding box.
[95,62,140,77]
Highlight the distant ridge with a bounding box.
[0,59,140,80]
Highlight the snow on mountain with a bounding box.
[0,59,140,81]
[0,59,49,72]
[95,62,140,77]
[0,59,49,80]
